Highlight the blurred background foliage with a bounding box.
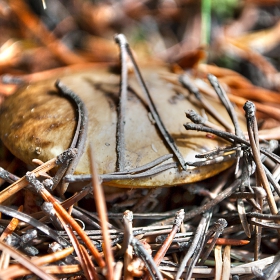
[0,0,279,78]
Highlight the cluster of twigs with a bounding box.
[0,33,280,280]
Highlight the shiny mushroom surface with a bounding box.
[0,66,245,188]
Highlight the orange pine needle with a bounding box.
[0,239,58,280]
[0,156,59,204]
[208,238,250,246]
[89,144,114,280]
[0,247,74,279]
[0,205,23,240]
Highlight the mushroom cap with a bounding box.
[0,66,244,188]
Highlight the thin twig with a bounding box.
[199,218,228,265]
[208,73,244,174]
[131,238,163,280]
[0,205,69,247]
[208,74,244,137]
[115,34,128,171]
[179,74,233,131]
[80,244,98,279]
[0,205,22,241]
[0,148,77,204]
[175,211,211,280]
[244,101,278,216]
[25,172,106,268]
[123,210,133,280]
[185,211,214,280]
[53,207,92,280]
[0,239,58,280]
[64,162,177,183]
[0,247,75,279]
[184,122,280,164]
[0,225,37,255]
[89,144,114,279]
[153,209,184,266]
[185,109,225,131]
[121,34,186,169]
[55,80,88,194]
[153,179,240,226]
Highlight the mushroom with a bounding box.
[0,65,245,189]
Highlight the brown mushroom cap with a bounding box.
[0,66,244,188]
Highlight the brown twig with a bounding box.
[123,210,134,280]
[208,238,250,246]
[80,244,98,280]
[25,172,106,268]
[199,218,228,265]
[253,187,267,261]
[153,209,184,266]
[124,34,186,169]
[185,109,225,132]
[0,206,21,270]
[244,102,278,216]
[54,209,93,280]
[0,239,58,280]
[55,80,89,194]
[0,148,77,204]
[0,247,74,279]
[89,144,114,279]
[0,205,22,240]
[179,74,233,132]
